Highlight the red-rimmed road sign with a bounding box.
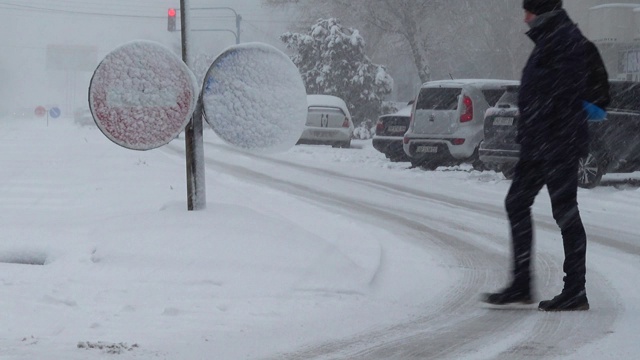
[88,40,198,150]
[34,106,46,117]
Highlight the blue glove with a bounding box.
[582,101,607,122]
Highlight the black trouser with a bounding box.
[505,158,587,291]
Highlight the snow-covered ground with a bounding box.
[1,116,639,359]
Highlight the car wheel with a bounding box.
[470,148,485,171]
[419,159,439,170]
[471,158,485,171]
[578,152,604,189]
[410,158,424,169]
[421,163,439,170]
[502,165,515,180]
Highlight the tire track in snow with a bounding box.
[164,143,619,359]
[196,153,547,359]
[218,143,640,256]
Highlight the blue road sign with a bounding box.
[49,107,61,119]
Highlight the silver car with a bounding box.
[298,95,354,148]
[403,79,518,169]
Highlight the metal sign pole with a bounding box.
[181,0,207,211]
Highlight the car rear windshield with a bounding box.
[415,88,460,110]
[308,106,346,116]
[482,89,508,107]
[609,82,640,112]
[495,87,519,107]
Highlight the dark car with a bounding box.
[479,81,640,188]
[478,86,520,179]
[372,105,412,162]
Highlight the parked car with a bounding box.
[479,80,640,188]
[403,79,518,169]
[373,104,412,162]
[297,95,354,148]
[478,85,520,179]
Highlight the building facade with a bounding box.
[565,0,640,81]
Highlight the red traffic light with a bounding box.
[168,8,177,31]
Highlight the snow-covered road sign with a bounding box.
[201,43,307,153]
[88,40,198,150]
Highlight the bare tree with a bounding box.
[263,0,532,93]
[436,0,531,80]
[334,0,444,83]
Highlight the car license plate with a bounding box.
[493,117,514,126]
[417,145,438,153]
[312,131,335,138]
[388,125,406,133]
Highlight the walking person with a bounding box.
[482,0,609,311]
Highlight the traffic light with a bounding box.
[168,8,176,31]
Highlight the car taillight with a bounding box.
[375,120,384,133]
[403,136,409,144]
[342,117,350,128]
[460,95,473,122]
[451,138,465,145]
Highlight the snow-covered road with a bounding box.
[171,136,639,359]
[1,118,639,359]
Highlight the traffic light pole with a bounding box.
[181,0,207,211]
[169,7,242,45]
[191,7,242,44]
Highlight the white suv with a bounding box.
[403,79,518,169]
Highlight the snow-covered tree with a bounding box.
[266,0,440,84]
[265,0,530,96]
[281,18,393,125]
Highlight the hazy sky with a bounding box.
[0,0,293,114]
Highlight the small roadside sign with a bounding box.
[35,106,46,117]
[49,107,61,119]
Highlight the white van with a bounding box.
[403,79,518,169]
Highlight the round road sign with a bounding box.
[49,107,61,119]
[35,106,46,117]
[201,43,307,153]
[88,40,198,150]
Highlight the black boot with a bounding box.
[538,288,589,311]
[482,282,534,305]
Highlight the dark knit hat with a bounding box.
[523,0,562,15]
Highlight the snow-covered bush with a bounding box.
[352,119,376,140]
[281,18,393,127]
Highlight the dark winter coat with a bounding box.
[517,9,593,160]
